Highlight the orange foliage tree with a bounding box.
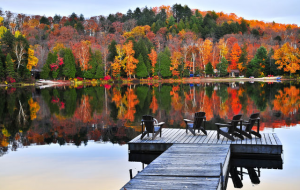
[198,39,212,69]
[124,87,139,122]
[273,86,300,117]
[74,95,92,123]
[148,49,157,76]
[122,41,139,78]
[71,40,91,71]
[170,51,182,77]
[229,43,241,70]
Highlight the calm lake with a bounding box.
[0,81,299,190]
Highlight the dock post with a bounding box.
[220,163,224,190]
[129,169,133,179]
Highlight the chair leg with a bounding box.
[140,131,148,139]
[233,132,244,140]
[251,131,261,138]
[200,127,207,135]
[188,128,196,136]
[220,131,235,141]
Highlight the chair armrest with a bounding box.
[184,119,192,122]
[155,122,165,126]
[215,123,230,127]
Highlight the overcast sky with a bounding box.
[1,0,299,25]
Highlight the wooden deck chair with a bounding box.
[236,113,261,139]
[140,115,164,140]
[183,112,207,136]
[215,114,244,141]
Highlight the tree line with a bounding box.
[0,4,299,82]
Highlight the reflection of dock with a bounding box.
[121,129,282,190]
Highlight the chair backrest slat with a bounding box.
[229,114,242,133]
[246,113,260,131]
[193,112,205,129]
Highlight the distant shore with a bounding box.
[0,76,293,88]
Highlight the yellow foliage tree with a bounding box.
[28,98,40,120]
[14,30,24,38]
[0,26,7,38]
[274,42,300,76]
[218,38,228,61]
[52,42,65,52]
[27,46,39,71]
[111,44,125,77]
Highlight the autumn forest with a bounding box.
[0,4,300,83]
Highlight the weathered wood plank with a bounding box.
[269,133,277,145]
[207,131,217,144]
[261,133,267,145]
[166,129,184,143]
[264,133,272,145]
[155,129,175,143]
[256,134,262,145]
[272,133,282,145]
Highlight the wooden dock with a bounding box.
[129,129,282,155]
[122,129,283,189]
[122,144,230,190]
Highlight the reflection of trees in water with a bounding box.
[2,82,300,155]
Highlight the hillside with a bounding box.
[0,4,299,82]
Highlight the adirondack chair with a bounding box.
[183,112,207,136]
[215,114,244,141]
[236,113,261,139]
[140,115,165,140]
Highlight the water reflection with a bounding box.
[1,82,300,155]
[229,156,283,189]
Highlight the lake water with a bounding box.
[0,81,299,190]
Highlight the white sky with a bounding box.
[1,0,299,26]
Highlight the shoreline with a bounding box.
[0,76,294,88]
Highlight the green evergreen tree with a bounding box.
[246,46,268,77]
[0,50,4,80]
[238,43,248,75]
[158,48,172,78]
[94,50,104,78]
[136,54,148,78]
[84,50,97,79]
[192,23,199,34]
[167,15,176,27]
[205,62,214,76]
[217,57,228,77]
[0,30,15,55]
[62,48,76,78]
[41,52,55,79]
[135,39,151,75]
[178,19,185,31]
[5,53,15,79]
[108,40,117,62]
